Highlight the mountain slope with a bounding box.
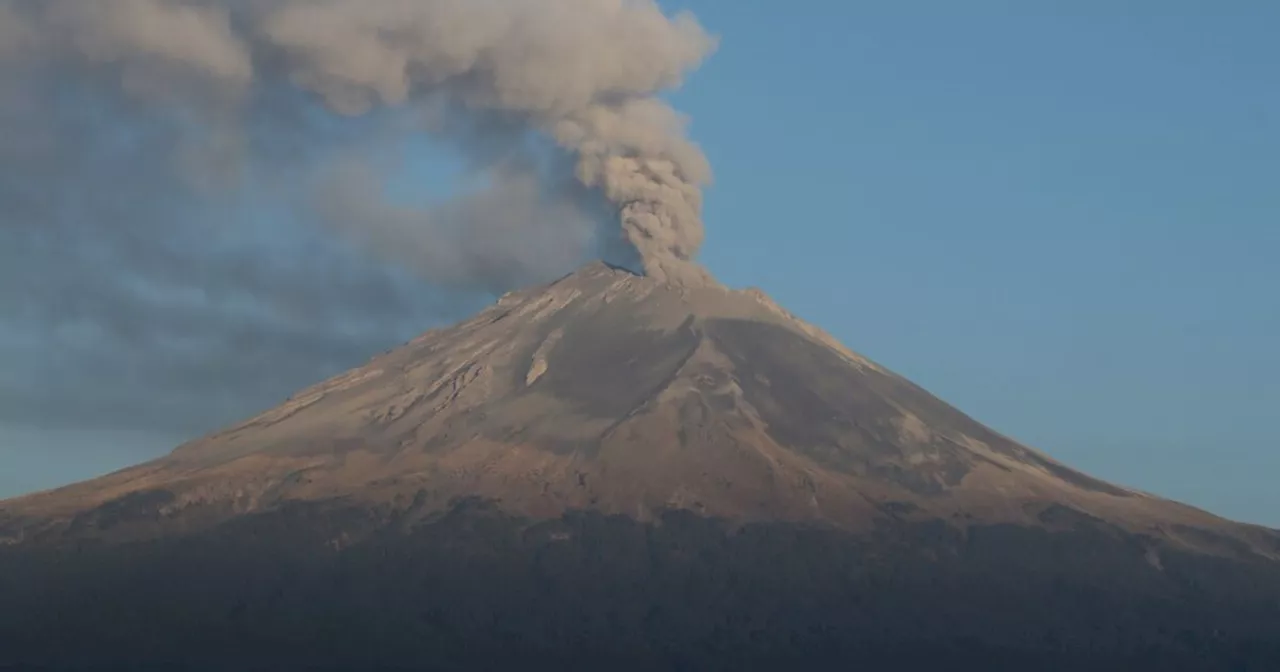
[2,262,1278,670]
[3,262,1273,554]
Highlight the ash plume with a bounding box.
[0,0,717,433]
[1,0,717,282]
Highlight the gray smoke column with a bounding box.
[0,0,718,286]
[0,0,718,436]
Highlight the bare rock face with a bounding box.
[2,262,1279,670]
[3,261,1277,555]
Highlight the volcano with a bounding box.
[2,262,1279,671]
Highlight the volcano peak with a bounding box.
[4,262,1280,670]
[5,262,1275,564]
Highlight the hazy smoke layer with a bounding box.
[0,0,717,433]
[1,0,717,283]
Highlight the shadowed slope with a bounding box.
[3,263,1273,554]
[2,262,1279,670]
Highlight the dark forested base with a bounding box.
[3,499,1279,671]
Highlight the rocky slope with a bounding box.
[1,262,1278,670]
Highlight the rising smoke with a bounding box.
[1,0,717,284]
[0,0,717,433]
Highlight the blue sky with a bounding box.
[678,1,1278,524]
[2,3,1277,527]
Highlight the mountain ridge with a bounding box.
[3,262,1280,670]
[2,262,1276,560]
